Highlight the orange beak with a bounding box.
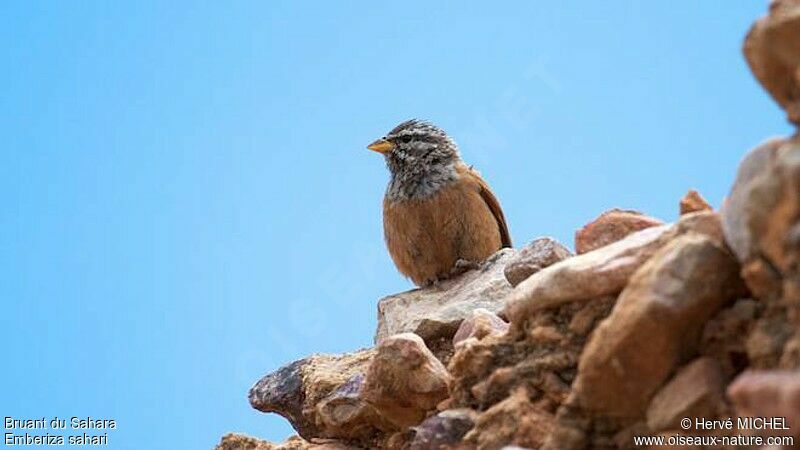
[367,138,395,154]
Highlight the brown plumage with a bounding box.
[368,120,511,286]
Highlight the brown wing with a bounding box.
[460,165,513,248]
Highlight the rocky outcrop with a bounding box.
[375,249,515,356]
[503,238,572,287]
[361,333,451,429]
[566,233,743,419]
[574,209,664,255]
[744,0,800,125]
[679,189,713,215]
[222,4,800,449]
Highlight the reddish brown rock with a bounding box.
[362,333,451,429]
[216,434,278,450]
[721,136,800,370]
[506,224,671,320]
[679,189,713,215]
[506,211,724,321]
[646,358,725,432]
[503,237,572,287]
[721,137,799,301]
[744,0,800,125]
[728,370,800,440]
[452,308,509,347]
[574,209,664,255]
[465,389,554,450]
[568,234,744,419]
[215,434,358,450]
[700,298,761,376]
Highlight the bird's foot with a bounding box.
[451,259,482,276]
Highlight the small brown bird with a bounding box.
[367,119,512,286]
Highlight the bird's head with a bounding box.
[367,120,460,176]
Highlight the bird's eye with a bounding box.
[399,135,412,144]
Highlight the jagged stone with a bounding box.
[574,209,664,255]
[645,358,725,433]
[248,349,385,443]
[447,293,615,419]
[375,249,515,346]
[506,224,670,321]
[679,189,712,215]
[506,211,724,322]
[452,308,509,347]
[722,137,800,301]
[728,370,800,441]
[567,233,744,420]
[315,373,395,440]
[214,434,357,450]
[464,389,553,450]
[700,298,761,376]
[409,409,476,450]
[216,433,278,450]
[744,0,800,125]
[503,237,572,287]
[362,333,451,429]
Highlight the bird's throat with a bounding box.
[386,163,459,202]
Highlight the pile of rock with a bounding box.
[217,2,800,449]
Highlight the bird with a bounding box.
[367,119,512,287]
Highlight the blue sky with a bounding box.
[1,1,792,449]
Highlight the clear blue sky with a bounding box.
[1,1,792,449]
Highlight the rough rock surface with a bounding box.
[223,5,800,449]
[645,357,725,433]
[728,370,800,440]
[574,209,664,255]
[375,248,515,349]
[744,0,800,125]
[567,234,744,419]
[409,409,476,449]
[503,237,572,287]
[215,434,357,450]
[679,189,713,215]
[361,333,451,429]
[452,308,509,347]
[248,349,389,443]
[505,211,723,320]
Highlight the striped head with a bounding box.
[367,120,462,200]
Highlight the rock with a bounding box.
[700,298,761,376]
[646,358,725,433]
[721,137,800,301]
[465,388,554,450]
[567,234,744,419]
[727,370,800,439]
[409,409,476,450]
[506,211,727,321]
[214,434,357,450]
[248,349,385,442]
[503,237,572,287]
[679,189,712,215]
[315,373,394,441]
[505,225,669,321]
[745,314,794,369]
[574,209,664,255]
[216,434,278,450]
[362,333,451,428]
[744,0,800,125]
[452,308,509,346]
[375,248,515,346]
